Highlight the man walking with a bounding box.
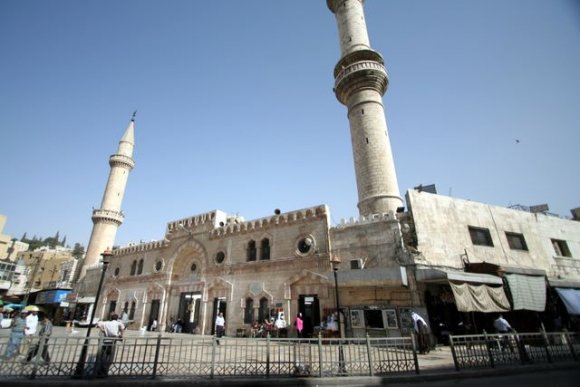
[215,312,225,345]
[95,314,125,377]
[2,310,27,360]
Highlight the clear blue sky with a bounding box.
[1,0,579,248]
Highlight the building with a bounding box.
[0,215,29,262]
[404,189,580,340]
[75,1,579,339]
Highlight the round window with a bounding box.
[191,263,197,272]
[297,236,314,255]
[216,251,225,264]
[155,260,163,272]
[114,267,120,276]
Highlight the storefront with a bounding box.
[547,279,580,332]
[417,267,510,342]
[33,289,72,324]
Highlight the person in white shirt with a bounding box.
[493,314,515,352]
[411,311,430,354]
[215,312,225,345]
[493,314,513,333]
[95,314,125,377]
[25,310,39,336]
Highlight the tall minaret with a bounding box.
[327,0,403,216]
[79,114,135,280]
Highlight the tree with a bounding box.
[72,243,85,259]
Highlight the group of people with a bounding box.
[2,308,53,363]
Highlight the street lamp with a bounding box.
[333,265,346,374]
[74,249,113,377]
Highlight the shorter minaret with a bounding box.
[328,0,403,216]
[78,114,135,280]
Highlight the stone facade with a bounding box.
[405,189,580,282]
[91,205,417,338]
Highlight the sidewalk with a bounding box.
[5,325,458,370]
[3,326,577,386]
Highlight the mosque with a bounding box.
[73,1,580,340]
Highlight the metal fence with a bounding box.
[449,331,579,371]
[0,334,418,380]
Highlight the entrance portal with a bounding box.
[148,299,160,331]
[299,294,320,338]
[211,297,227,335]
[178,292,202,333]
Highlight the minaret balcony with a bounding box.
[92,209,124,225]
[333,49,389,105]
[109,154,135,169]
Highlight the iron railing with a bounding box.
[0,334,417,380]
[449,331,579,371]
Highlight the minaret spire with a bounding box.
[78,115,136,280]
[327,0,403,216]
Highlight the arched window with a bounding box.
[108,301,117,318]
[130,260,137,276]
[247,240,257,261]
[260,238,270,260]
[129,301,136,320]
[244,298,254,324]
[259,297,269,323]
[137,258,144,275]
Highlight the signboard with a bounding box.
[66,292,79,302]
[35,290,71,304]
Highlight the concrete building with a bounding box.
[0,215,27,261]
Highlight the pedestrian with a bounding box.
[121,310,129,327]
[294,313,304,338]
[27,314,52,363]
[3,310,27,360]
[215,312,225,345]
[411,311,430,354]
[25,308,39,336]
[95,313,125,377]
[493,314,513,333]
[175,318,183,333]
[275,312,287,337]
[493,314,516,352]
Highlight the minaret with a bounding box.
[327,0,403,216]
[78,114,135,280]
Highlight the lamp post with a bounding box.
[333,266,346,374]
[74,249,112,377]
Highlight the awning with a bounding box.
[555,288,580,315]
[416,268,510,313]
[504,274,546,312]
[77,296,96,303]
[416,268,503,285]
[449,282,511,313]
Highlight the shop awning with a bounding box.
[77,296,96,303]
[416,268,503,285]
[449,282,511,313]
[416,268,510,313]
[555,288,580,315]
[504,274,546,311]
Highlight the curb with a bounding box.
[4,361,578,386]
